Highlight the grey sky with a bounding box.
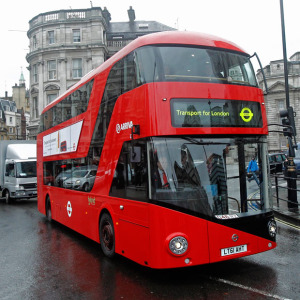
[1,0,299,96]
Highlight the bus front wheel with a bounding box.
[99,213,115,258]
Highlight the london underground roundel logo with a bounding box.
[67,201,72,217]
[240,107,253,122]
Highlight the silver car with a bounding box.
[63,168,97,191]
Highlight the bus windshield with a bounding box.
[135,46,257,87]
[149,136,271,218]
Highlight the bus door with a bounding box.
[110,140,150,265]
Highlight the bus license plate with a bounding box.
[221,244,247,256]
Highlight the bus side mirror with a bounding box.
[131,124,140,136]
[131,124,140,159]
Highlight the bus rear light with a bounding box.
[168,235,189,256]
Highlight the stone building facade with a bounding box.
[257,52,300,152]
[26,6,175,139]
[0,72,30,140]
[0,99,22,140]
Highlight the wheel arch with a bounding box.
[3,188,9,196]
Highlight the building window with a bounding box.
[33,35,37,49]
[33,64,38,83]
[48,60,57,80]
[9,117,12,124]
[33,97,39,119]
[9,127,13,134]
[47,94,58,104]
[48,31,55,44]
[72,59,82,78]
[73,29,81,43]
[278,99,285,112]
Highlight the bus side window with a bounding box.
[53,103,62,126]
[135,46,157,85]
[43,162,54,186]
[123,52,137,92]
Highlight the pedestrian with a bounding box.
[247,156,260,186]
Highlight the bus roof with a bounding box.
[133,31,246,53]
[42,31,247,114]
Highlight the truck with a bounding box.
[0,141,37,204]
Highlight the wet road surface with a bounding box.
[0,199,299,300]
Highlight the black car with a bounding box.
[269,153,287,174]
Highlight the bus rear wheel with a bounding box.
[100,213,115,258]
[46,197,52,222]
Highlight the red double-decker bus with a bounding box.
[37,31,277,269]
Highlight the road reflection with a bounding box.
[29,219,280,300]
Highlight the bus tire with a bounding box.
[46,197,52,222]
[99,213,115,258]
[5,190,11,204]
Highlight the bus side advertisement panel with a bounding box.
[43,121,83,157]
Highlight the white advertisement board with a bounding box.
[43,120,83,157]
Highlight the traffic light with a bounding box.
[280,106,296,137]
[288,106,297,136]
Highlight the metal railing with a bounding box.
[272,173,300,212]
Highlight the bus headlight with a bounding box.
[268,220,277,238]
[168,236,188,256]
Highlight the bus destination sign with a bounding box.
[171,99,263,128]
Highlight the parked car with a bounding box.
[63,167,97,191]
[268,153,287,174]
[55,168,73,187]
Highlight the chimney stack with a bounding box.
[102,7,111,24]
[128,6,135,22]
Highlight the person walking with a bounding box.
[247,156,260,186]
